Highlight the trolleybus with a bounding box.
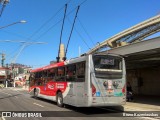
[29,53,126,107]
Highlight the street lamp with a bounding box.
[0,20,27,29]
[19,20,27,23]
[0,20,27,87]
[0,20,27,67]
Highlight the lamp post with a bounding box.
[0,20,27,29]
[0,20,27,88]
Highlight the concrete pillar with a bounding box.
[59,44,65,61]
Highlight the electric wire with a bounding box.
[77,17,95,46]
[30,0,87,43]
[67,17,90,49]
[27,7,64,41]
[8,0,72,63]
[27,0,72,41]
[32,6,77,42]
[6,0,87,64]
[0,30,30,39]
[79,0,87,6]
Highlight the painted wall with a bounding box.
[127,67,160,96]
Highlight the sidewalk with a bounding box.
[123,95,160,119]
[124,95,160,111]
[124,102,160,111]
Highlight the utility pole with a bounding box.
[1,52,5,67]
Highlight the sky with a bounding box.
[0,0,160,68]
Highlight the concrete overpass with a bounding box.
[88,15,160,54]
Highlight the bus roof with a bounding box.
[31,62,64,73]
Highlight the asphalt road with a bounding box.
[0,88,157,120]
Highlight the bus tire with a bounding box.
[34,89,38,98]
[57,92,63,107]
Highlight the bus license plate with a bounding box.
[107,89,114,93]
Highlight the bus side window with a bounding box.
[43,70,48,82]
[66,64,76,82]
[76,62,85,82]
[35,72,39,85]
[29,73,35,87]
[56,67,65,81]
[48,68,56,81]
[35,72,43,86]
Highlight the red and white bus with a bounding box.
[29,53,126,107]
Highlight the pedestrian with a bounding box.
[127,82,133,101]
[127,82,132,92]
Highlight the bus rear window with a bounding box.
[93,55,122,70]
[93,55,123,79]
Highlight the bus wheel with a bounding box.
[34,89,38,98]
[57,92,63,107]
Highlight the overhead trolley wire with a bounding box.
[77,17,95,46]
[31,0,88,43]
[8,0,72,63]
[27,7,64,41]
[8,0,88,63]
[27,0,72,41]
[79,0,88,6]
[32,6,77,42]
[67,17,91,50]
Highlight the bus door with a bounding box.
[75,79,85,106]
[44,69,56,96]
[74,62,86,106]
[40,70,49,95]
[65,65,76,105]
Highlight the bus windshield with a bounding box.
[93,55,123,79]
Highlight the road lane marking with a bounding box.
[33,103,44,107]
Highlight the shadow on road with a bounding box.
[31,96,123,117]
